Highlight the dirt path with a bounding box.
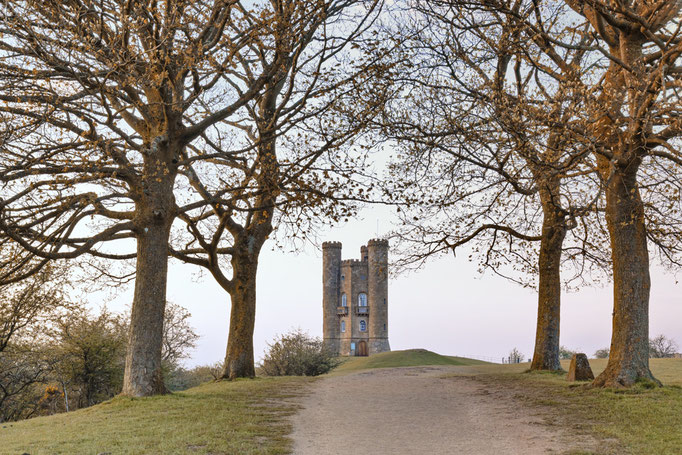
[290,366,595,455]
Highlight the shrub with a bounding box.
[504,348,524,364]
[165,362,223,391]
[0,344,52,422]
[260,329,340,376]
[649,334,679,358]
[51,307,128,408]
[559,346,576,360]
[594,348,609,359]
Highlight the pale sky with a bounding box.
[99,204,682,367]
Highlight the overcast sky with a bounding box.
[97,203,682,367]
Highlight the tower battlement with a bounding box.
[367,238,389,247]
[341,259,364,266]
[360,245,368,261]
[322,239,390,357]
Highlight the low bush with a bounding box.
[594,348,610,359]
[165,362,223,391]
[649,334,679,358]
[559,346,576,360]
[260,329,340,377]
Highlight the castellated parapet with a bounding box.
[341,259,364,266]
[322,239,390,357]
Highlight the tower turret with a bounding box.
[322,241,342,354]
[367,239,390,354]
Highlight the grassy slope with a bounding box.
[2,352,680,455]
[448,358,682,455]
[332,348,489,374]
[0,349,482,454]
[0,377,310,455]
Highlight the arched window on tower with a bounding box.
[360,320,367,332]
[358,293,367,306]
[341,294,347,307]
[341,320,346,333]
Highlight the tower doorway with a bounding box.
[357,340,368,357]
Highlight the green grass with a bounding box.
[0,377,310,455]
[575,358,682,386]
[446,358,682,455]
[3,353,680,455]
[331,348,489,374]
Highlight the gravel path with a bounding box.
[290,366,595,455]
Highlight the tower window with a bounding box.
[384,323,386,331]
[358,293,367,306]
[341,275,345,281]
[341,294,347,307]
[341,320,346,333]
[360,320,367,332]
[384,298,386,305]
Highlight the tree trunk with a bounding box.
[122,150,176,396]
[121,221,172,396]
[593,163,658,387]
[61,380,69,412]
[221,87,279,380]
[221,250,260,379]
[530,207,567,371]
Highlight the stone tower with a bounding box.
[322,239,390,356]
[322,241,342,355]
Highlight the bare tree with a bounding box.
[377,1,602,372]
[161,302,199,367]
[169,0,387,378]
[559,0,682,387]
[405,0,682,386]
[0,264,67,354]
[0,344,53,422]
[0,259,67,421]
[649,334,679,358]
[0,1,284,395]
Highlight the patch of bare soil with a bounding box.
[290,366,597,455]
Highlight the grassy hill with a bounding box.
[562,357,682,386]
[0,349,486,454]
[332,348,489,374]
[0,377,308,455]
[472,358,682,455]
[2,353,681,454]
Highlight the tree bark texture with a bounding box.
[587,30,658,387]
[530,202,567,371]
[220,166,276,379]
[122,148,177,396]
[122,222,171,396]
[220,151,275,379]
[221,248,260,380]
[219,74,281,379]
[593,162,657,387]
